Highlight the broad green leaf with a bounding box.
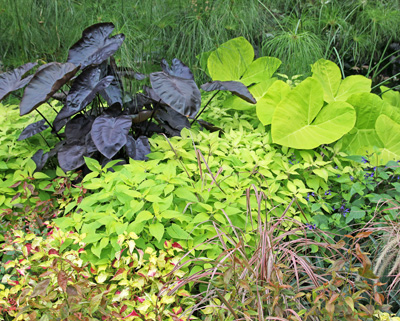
[272,78,356,149]
[381,86,400,108]
[208,37,254,81]
[338,93,400,159]
[224,78,276,110]
[167,224,192,240]
[375,115,400,164]
[240,57,281,86]
[311,59,341,103]
[311,59,371,103]
[335,75,371,102]
[149,222,165,242]
[339,93,385,156]
[83,232,103,244]
[256,80,291,125]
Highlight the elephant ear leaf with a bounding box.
[53,66,113,131]
[67,22,125,70]
[19,62,79,116]
[18,119,49,141]
[31,149,49,173]
[124,135,150,161]
[375,115,400,164]
[201,81,256,104]
[91,115,132,159]
[207,37,254,81]
[150,71,201,117]
[161,58,194,80]
[272,77,356,149]
[58,143,87,172]
[0,62,37,101]
[311,59,371,103]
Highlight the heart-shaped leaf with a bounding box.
[124,135,151,161]
[375,115,400,164]
[17,119,49,141]
[58,143,87,172]
[0,62,37,100]
[150,72,201,117]
[256,80,291,125]
[67,22,125,70]
[207,37,281,86]
[54,67,113,131]
[272,77,356,149]
[161,58,194,80]
[20,63,79,116]
[155,106,190,136]
[381,86,400,108]
[91,115,132,159]
[338,93,390,156]
[208,37,254,81]
[223,78,276,111]
[240,57,281,86]
[311,59,371,103]
[64,115,94,144]
[99,59,123,106]
[201,81,256,104]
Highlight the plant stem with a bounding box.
[35,108,62,141]
[38,132,51,148]
[191,90,220,125]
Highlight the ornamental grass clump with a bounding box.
[165,186,389,320]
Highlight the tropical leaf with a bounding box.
[64,114,94,144]
[272,77,356,149]
[91,115,132,159]
[207,37,254,81]
[67,22,125,69]
[54,66,113,131]
[58,143,87,172]
[0,62,37,100]
[17,119,49,141]
[161,58,194,80]
[19,63,79,116]
[311,59,371,103]
[223,78,276,111]
[375,115,400,164]
[207,37,281,86]
[256,80,291,125]
[201,81,256,103]
[150,72,201,117]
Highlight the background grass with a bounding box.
[1,0,399,82]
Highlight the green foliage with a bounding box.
[271,77,356,149]
[0,228,193,320]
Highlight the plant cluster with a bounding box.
[0,227,193,320]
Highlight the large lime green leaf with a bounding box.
[240,57,281,86]
[256,80,291,125]
[208,37,254,81]
[311,59,371,103]
[381,86,400,108]
[375,115,400,163]
[223,78,276,111]
[207,37,281,85]
[339,93,400,156]
[271,78,356,149]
